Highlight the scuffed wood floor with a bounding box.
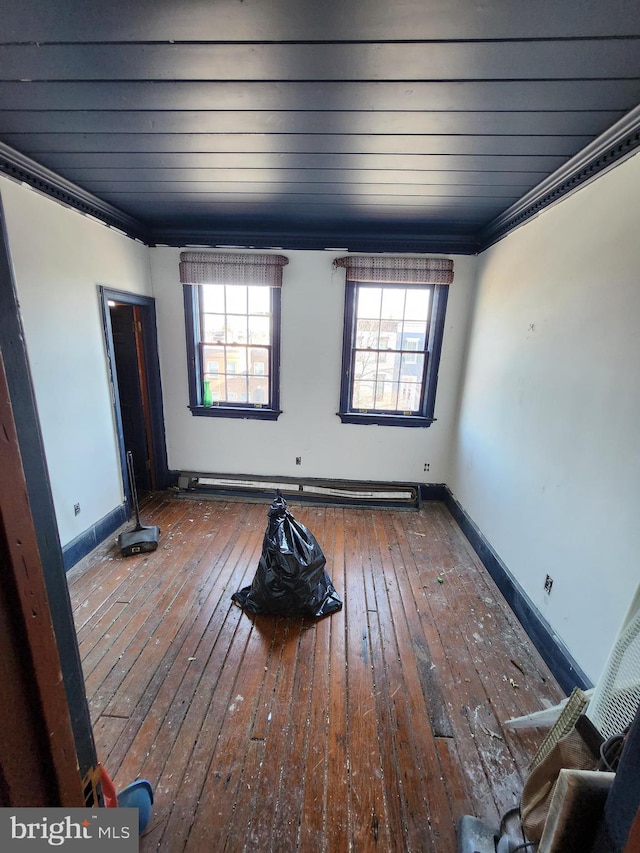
[67,494,564,851]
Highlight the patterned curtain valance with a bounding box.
[179,252,289,287]
[333,255,453,285]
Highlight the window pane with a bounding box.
[248,347,269,375]
[404,336,421,351]
[249,377,269,404]
[202,314,225,342]
[400,353,425,381]
[380,288,405,320]
[227,373,248,402]
[405,288,431,321]
[352,380,375,409]
[357,287,381,319]
[226,346,247,375]
[248,286,270,314]
[377,350,396,377]
[354,350,378,382]
[356,318,380,349]
[208,376,226,401]
[386,351,402,382]
[380,318,399,348]
[201,284,225,313]
[226,285,247,314]
[202,343,223,368]
[226,314,247,343]
[398,381,421,412]
[375,379,399,410]
[248,315,270,344]
[402,319,427,348]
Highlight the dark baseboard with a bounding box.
[62,504,127,572]
[419,483,448,502]
[442,487,592,695]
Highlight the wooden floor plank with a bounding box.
[343,510,392,852]
[102,502,264,775]
[323,508,350,853]
[66,494,563,852]
[372,510,455,850]
[298,613,332,852]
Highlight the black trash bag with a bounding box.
[232,493,342,618]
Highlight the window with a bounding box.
[336,255,453,427]
[180,252,288,419]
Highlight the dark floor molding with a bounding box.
[62,503,127,572]
[441,487,592,695]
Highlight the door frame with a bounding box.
[99,287,169,510]
[0,195,97,790]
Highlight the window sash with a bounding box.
[347,282,433,416]
[339,278,448,427]
[183,281,282,418]
[196,284,273,408]
[199,341,272,407]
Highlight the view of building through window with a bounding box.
[352,285,431,413]
[200,284,272,406]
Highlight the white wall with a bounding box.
[450,151,640,683]
[0,177,153,547]
[151,247,477,484]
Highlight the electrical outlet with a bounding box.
[423,463,430,472]
[74,503,81,516]
[544,574,553,595]
[296,456,302,465]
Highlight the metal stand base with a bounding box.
[456,815,498,853]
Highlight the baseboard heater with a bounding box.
[175,472,420,509]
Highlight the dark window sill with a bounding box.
[337,412,435,428]
[189,405,282,421]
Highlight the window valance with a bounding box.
[179,252,289,288]
[333,255,453,285]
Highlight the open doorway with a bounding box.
[99,288,168,509]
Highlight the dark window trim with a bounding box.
[183,283,282,420]
[338,280,448,428]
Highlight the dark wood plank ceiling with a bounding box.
[1,0,640,252]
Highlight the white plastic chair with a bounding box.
[584,601,640,739]
[505,588,640,739]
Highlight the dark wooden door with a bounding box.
[110,303,153,494]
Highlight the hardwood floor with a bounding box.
[67,494,564,852]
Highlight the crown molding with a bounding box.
[478,104,640,251]
[150,227,480,255]
[0,142,150,244]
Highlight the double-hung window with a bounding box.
[336,255,453,428]
[180,252,288,420]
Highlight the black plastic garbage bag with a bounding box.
[232,493,342,618]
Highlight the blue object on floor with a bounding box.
[117,779,154,834]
